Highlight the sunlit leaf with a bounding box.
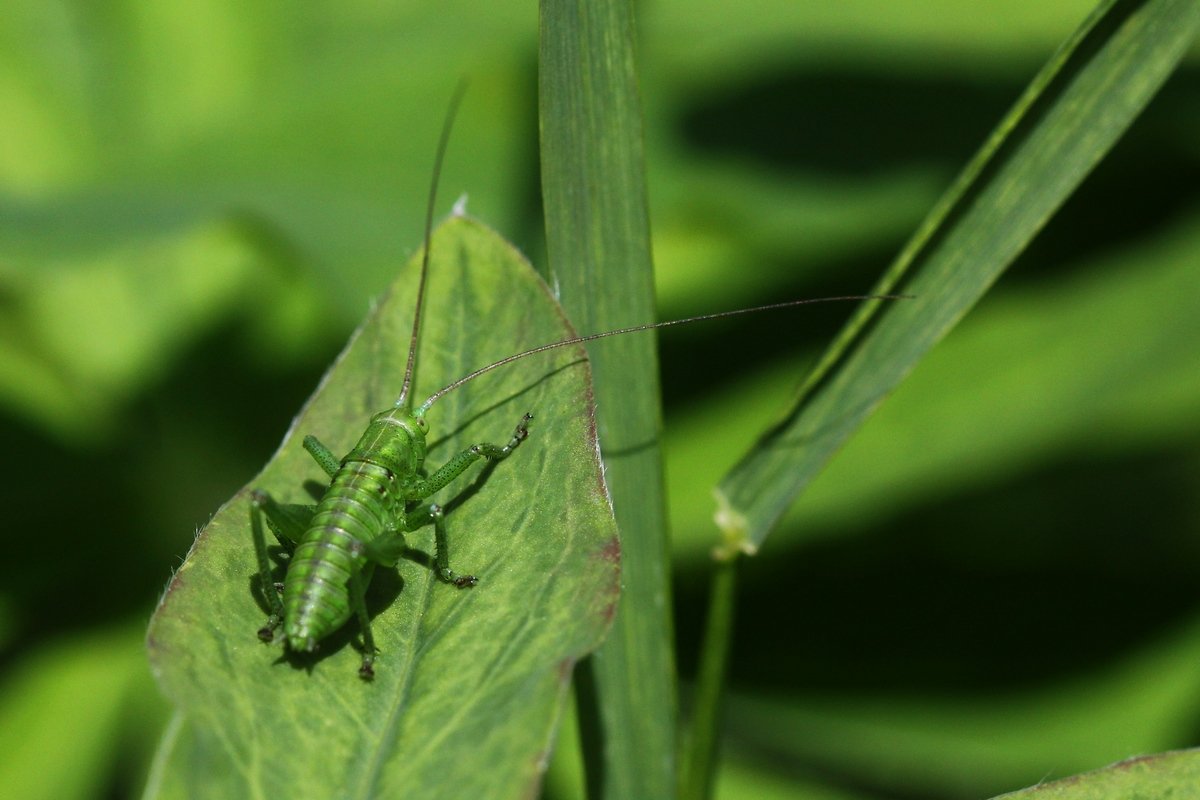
[145,217,620,799]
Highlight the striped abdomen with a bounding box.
[282,460,402,652]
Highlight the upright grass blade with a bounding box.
[715,0,1200,553]
[539,1,675,798]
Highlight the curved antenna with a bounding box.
[396,80,469,410]
[416,294,910,415]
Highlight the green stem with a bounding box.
[679,556,738,800]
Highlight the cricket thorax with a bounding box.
[343,409,428,475]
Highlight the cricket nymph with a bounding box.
[282,411,427,653]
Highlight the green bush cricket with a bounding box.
[250,91,905,680]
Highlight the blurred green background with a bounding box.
[2,1,1199,799]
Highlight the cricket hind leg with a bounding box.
[348,563,378,680]
[249,490,315,642]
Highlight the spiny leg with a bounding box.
[434,504,477,587]
[404,504,477,587]
[250,491,285,640]
[348,564,377,680]
[249,490,313,642]
[303,435,341,478]
[469,411,532,461]
[400,413,531,587]
[414,412,532,497]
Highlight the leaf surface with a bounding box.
[992,749,1200,799]
[145,216,620,800]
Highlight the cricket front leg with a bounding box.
[402,413,530,587]
[414,412,532,497]
[302,435,341,478]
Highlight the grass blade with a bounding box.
[539,0,676,797]
[715,0,1200,552]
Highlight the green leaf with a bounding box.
[991,749,1200,799]
[144,216,620,800]
[715,0,1200,553]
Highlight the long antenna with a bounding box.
[416,294,909,415]
[396,80,469,410]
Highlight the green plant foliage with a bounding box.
[715,0,1200,555]
[668,217,1200,561]
[144,218,619,799]
[539,1,677,798]
[2,1,1199,799]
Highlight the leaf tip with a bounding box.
[711,490,755,561]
